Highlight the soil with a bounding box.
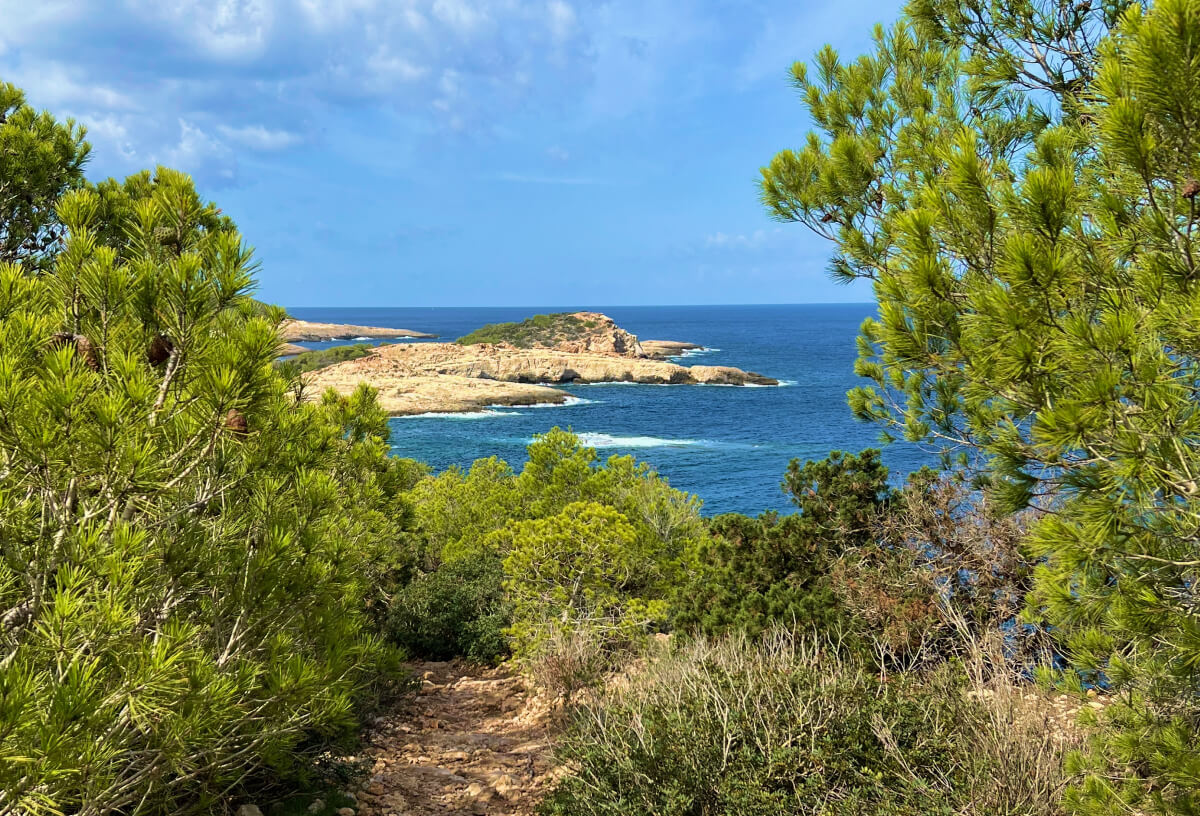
[354,661,557,816]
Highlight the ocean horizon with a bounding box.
[288,304,931,516]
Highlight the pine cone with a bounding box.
[225,409,249,437]
[147,334,174,366]
[49,332,99,370]
[1184,178,1200,200]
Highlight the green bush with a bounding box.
[500,501,675,661]
[541,630,970,816]
[672,450,890,640]
[673,512,847,639]
[386,551,511,664]
[277,342,375,373]
[543,628,1076,816]
[455,312,592,346]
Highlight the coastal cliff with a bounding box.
[303,312,777,415]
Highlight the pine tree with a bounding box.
[762,1,1200,811]
[0,95,410,812]
[0,81,89,268]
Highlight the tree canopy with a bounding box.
[762,0,1200,811]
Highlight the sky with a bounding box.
[0,0,903,307]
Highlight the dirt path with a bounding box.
[355,661,556,816]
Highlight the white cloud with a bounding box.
[547,0,576,45]
[705,229,781,250]
[0,0,603,185]
[218,124,301,151]
[161,119,237,183]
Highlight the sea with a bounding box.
[286,304,932,517]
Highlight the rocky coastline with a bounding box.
[302,312,777,416]
[280,318,437,342]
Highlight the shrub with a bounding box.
[501,502,673,662]
[386,551,511,664]
[673,512,847,638]
[542,628,1078,816]
[541,630,961,816]
[831,470,1047,672]
[455,312,591,347]
[277,342,375,373]
[672,450,889,640]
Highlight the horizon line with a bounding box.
[283,301,878,309]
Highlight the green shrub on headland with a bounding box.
[277,342,375,373]
[455,312,596,347]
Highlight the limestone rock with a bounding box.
[280,319,436,342]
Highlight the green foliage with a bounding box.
[455,312,594,346]
[762,0,1200,810]
[387,550,511,664]
[831,469,1042,669]
[672,449,889,640]
[401,428,706,664]
[542,630,1005,816]
[0,80,90,269]
[278,343,375,373]
[673,512,847,639]
[501,502,674,660]
[0,156,408,811]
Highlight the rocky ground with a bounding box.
[354,661,556,816]
[281,319,437,342]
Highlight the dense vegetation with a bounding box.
[455,312,598,347]
[278,343,375,373]
[0,82,424,814]
[6,0,1200,812]
[758,0,1200,811]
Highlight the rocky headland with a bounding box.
[303,311,777,416]
[281,318,437,342]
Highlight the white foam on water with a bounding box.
[669,347,721,359]
[574,432,709,449]
[399,409,519,420]
[494,396,598,409]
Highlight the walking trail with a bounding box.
[354,660,557,816]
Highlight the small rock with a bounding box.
[492,773,518,800]
[343,793,358,805]
[422,670,436,680]
[366,782,386,796]
[444,750,470,762]
[237,806,263,816]
[336,808,356,816]
[307,799,325,813]
[467,782,495,800]
[1089,701,1105,710]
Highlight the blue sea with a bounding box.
[286,304,931,516]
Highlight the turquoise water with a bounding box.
[287,304,931,516]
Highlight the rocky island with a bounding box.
[280,318,437,343]
[303,312,777,415]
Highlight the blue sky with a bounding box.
[0,0,902,307]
